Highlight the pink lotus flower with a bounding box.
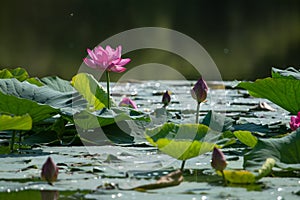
[41,157,59,184]
[84,45,131,73]
[290,111,300,131]
[119,97,137,109]
[211,147,227,171]
[162,90,171,107]
[191,77,208,103]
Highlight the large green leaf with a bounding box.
[145,123,219,160]
[0,114,32,130]
[41,76,75,92]
[74,107,150,129]
[237,77,300,114]
[0,78,87,116]
[147,138,215,160]
[244,129,300,171]
[0,92,58,122]
[71,73,116,110]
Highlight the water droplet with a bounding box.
[111,194,116,199]
[224,48,230,54]
[117,193,122,197]
[70,13,74,17]
[277,187,283,192]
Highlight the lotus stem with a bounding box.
[196,102,200,124]
[106,71,111,109]
[10,130,16,152]
[180,160,186,171]
[221,170,227,186]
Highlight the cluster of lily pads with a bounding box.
[0,45,299,187]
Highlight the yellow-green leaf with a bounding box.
[219,170,256,184]
[71,73,116,110]
[145,123,219,160]
[0,114,32,130]
[233,130,257,148]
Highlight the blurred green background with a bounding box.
[0,0,299,80]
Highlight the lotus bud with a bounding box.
[290,111,300,131]
[119,97,137,109]
[162,90,171,107]
[211,147,227,171]
[41,157,59,184]
[191,77,208,103]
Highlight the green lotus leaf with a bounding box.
[147,137,215,160]
[237,77,300,115]
[0,91,58,123]
[41,76,75,92]
[0,67,28,81]
[0,78,86,117]
[0,114,32,130]
[146,123,220,160]
[244,129,300,171]
[0,67,44,86]
[71,73,116,110]
[233,130,257,148]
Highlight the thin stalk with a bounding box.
[106,71,111,109]
[18,131,22,149]
[195,102,200,124]
[180,160,186,171]
[221,170,228,186]
[10,130,16,152]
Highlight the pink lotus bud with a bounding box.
[290,111,300,131]
[162,90,171,107]
[41,157,59,184]
[211,147,227,171]
[119,97,137,109]
[191,77,208,103]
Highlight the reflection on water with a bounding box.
[40,190,59,200]
[0,1,299,80]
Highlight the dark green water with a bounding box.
[0,0,299,80]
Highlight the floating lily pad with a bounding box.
[244,129,300,171]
